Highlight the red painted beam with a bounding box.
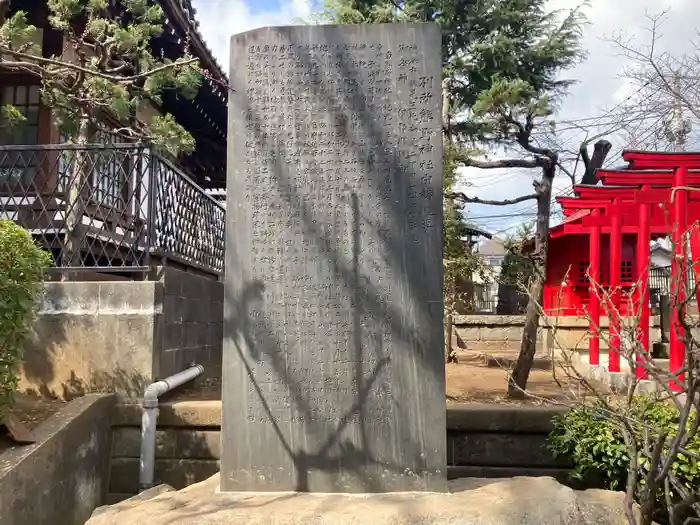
[623,150,700,169]
[560,191,700,205]
[596,168,700,186]
[573,186,700,202]
[557,198,615,208]
[558,202,700,223]
[580,216,680,228]
[597,168,675,175]
[574,186,638,199]
[600,174,700,186]
[552,224,674,237]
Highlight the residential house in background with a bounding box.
[650,238,672,268]
[648,238,698,310]
[471,237,508,313]
[1,0,227,279]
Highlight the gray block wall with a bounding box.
[158,267,224,381]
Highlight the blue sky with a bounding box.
[191,0,700,239]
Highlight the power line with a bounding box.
[455,78,675,232]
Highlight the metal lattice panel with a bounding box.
[151,155,225,274]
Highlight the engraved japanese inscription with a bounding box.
[222,24,445,493]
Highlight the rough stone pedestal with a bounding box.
[86,474,636,525]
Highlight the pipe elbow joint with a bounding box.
[143,382,165,409]
[142,395,159,409]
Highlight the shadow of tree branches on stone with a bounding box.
[221,25,445,494]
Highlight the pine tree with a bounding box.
[0,0,203,153]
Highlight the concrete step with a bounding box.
[574,351,670,372]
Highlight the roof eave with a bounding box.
[160,0,228,85]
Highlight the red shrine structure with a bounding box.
[543,150,700,391]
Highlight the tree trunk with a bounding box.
[444,311,455,362]
[580,139,612,185]
[61,117,90,279]
[443,78,455,364]
[507,158,555,397]
[442,79,451,138]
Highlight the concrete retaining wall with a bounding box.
[19,267,223,401]
[107,401,583,500]
[446,405,573,482]
[108,401,221,502]
[453,315,544,353]
[540,315,662,360]
[455,314,662,358]
[0,394,115,525]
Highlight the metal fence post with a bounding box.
[145,148,158,269]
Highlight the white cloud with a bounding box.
[192,0,313,67]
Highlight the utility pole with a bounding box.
[663,72,692,151]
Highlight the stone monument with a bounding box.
[223,23,445,493]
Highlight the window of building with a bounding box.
[91,129,127,209]
[0,85,40,145]
[57,128,129,210]
[0,85,41,185]
[487,256,503,266]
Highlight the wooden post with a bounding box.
[609,199,622,372]
[588,209,601,365]
[635,186,651,380]
[670,166,688,392]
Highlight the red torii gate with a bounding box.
[543,150,700,391]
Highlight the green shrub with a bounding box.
[0,219,52,418]
[548,399,699,508]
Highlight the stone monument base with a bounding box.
[87,474,635,525]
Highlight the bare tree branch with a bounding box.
[455,154,542,169]
[0,46,198,84]
[449,191,538,206]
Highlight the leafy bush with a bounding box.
[548,399,699,507]
[0,219,52,418]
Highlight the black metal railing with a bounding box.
[0,144,225,275]
[649,265,697,307]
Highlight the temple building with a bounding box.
[544,150,700,391]
[1,0,227,278]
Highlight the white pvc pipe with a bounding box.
[139,364,204,491]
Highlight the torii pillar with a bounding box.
[669,167,688,392]
[635,186,651,379]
